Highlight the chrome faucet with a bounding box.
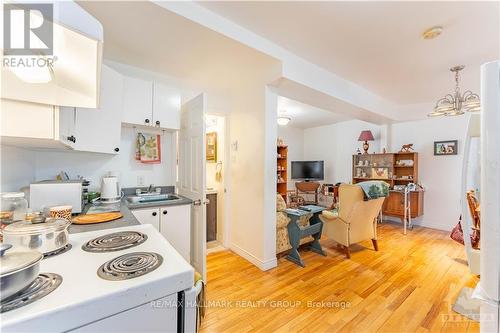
[147,184,155,193]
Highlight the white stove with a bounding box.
[1,224,196,333]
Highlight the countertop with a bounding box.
[69,201,140,234]
[69,194,192,234]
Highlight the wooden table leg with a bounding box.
[286,216,305,267]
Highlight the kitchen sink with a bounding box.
[127,194,180,204]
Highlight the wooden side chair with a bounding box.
[466,190,480,249]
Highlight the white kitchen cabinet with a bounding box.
[121,75,180,130]
[71,65,123,154]
[152,82,180,129]
[131,204,191,262]
[121,76,153,127]
[131,207,160,230]
[159,205,191,262]
[1,99,76,149]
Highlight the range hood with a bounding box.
[1,1,103,108]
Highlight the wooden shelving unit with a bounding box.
[277,145,288,201]
[352,152,424,220]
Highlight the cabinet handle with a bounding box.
[155,120,160,126]
[162,210,168,215]
[67,135,76,143]
[152,212,157,216]
[145,118,150,124]
[114,147,120,152]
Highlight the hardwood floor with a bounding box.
[200,222,479,333]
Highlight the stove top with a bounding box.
[43,244,72,258]
[0,273,62,313]
[82,231,147,253]
[1,225,193,333]
[97,252,163,281]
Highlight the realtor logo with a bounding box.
[3,3,53,55]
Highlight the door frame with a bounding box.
[205,112,231,249]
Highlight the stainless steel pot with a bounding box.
[2,216,71,255]
[0,244,42,300]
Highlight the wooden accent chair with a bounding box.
[319,184,385,258]
[466,190,481,249]
[295,181,320,205]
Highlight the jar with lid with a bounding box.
[0,192,28,225]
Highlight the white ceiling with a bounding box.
[278,96,350,129]
[199,1,499,105]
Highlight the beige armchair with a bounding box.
[320,184,385,258]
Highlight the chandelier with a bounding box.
[428,65,480,117]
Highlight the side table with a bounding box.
[284,205,326,267]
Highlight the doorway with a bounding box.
[205,114,227,254]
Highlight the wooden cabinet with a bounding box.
[159,205,191,262]
[383,191,424,219]
[131,207,160,230]
[121,76,154,126]
[206,193,217,242]
[352,152,424,220]
[71,65,123,154]
[277,145,288,201]
[131,204,191,262]
[122,77,180,130]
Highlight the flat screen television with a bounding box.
[291,161,324,180]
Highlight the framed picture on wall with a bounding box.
[206,132,217,162]
[434,140,458,156]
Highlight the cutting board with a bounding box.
[72,212,123,225]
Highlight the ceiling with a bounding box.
[278,96,350,129]
[77,1,278,99]
[199,1,499,105]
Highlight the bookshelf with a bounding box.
[277,145,288,201]
[352,152,424,219]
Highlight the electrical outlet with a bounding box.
[137,175,145,186]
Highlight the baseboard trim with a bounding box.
[230,243,277,271]
[384,216,451,232]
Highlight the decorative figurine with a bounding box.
[400,143,414,152]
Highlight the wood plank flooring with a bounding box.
[200,222,479,333]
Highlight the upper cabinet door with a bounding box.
[122,76,153,126]
[152,82,180,130]
[73,65,124,154]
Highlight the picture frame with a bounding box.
[206,132,217,162]
[434,140,458,156]
[371,167,389,179]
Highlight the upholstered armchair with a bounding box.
[319,184,385,258]
[276,194,313,254]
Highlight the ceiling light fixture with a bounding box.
[277,109,291,126]
[277,116,291,126]
[428,65,480,117]
[422,26,443,40]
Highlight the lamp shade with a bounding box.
[358,130,374,142]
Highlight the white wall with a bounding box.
[277,125,304,188]
[304,119,382,184]
[0,145,36,192]
[34,127,175,191]
[1,127,175,194]
[390,115,469,231]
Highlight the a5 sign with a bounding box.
[3,3,53,56]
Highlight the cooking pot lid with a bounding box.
[3,217,71,235]
[0,244,43,276]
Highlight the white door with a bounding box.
[152,82,180,130]
[131,208,160,231]
[121,76,153,126]
[178,93,207,280]
[73,65,123,154]
[159,205,191,262]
